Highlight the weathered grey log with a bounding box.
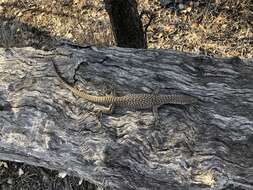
[0,46,252,190]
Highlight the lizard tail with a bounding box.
[52,61,109,104]
[52,61,88,97]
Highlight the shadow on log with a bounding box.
[0,46,252,190]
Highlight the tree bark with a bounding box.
[104,0,147,48]
[0,46,252,190]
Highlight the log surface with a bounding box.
[0,46,252,190]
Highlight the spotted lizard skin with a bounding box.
[53,63,196,110]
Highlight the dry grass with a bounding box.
[139,0,252,58]
[0,0,252,58]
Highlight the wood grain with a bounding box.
[0,46,252,190]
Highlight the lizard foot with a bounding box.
[94,104,115,118]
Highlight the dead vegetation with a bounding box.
[0,0,252,57]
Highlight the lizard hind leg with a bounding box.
[94,84,117,119]
[95,104,115,118]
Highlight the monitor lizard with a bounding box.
[53,62,197,122]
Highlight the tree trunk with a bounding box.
[0,46,252,190]
[104,0,147,48]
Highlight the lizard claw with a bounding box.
[94,109,103,118]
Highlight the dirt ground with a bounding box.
[0,0,252,189]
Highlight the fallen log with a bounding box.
[0,46,252,190]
